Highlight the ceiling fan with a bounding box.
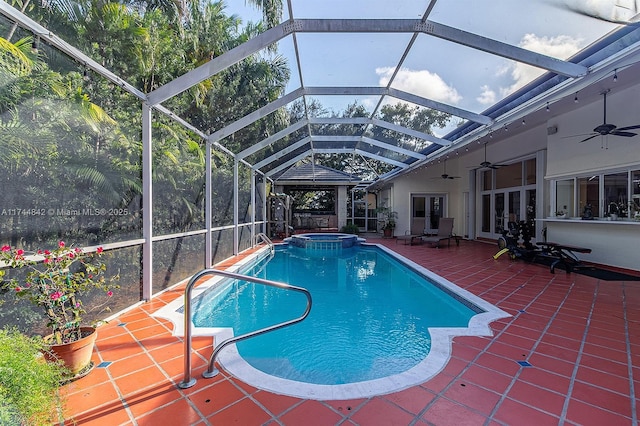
[475,143,506,169]
[432,159,460,180]
[576,90,640,143]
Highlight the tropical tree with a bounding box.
[373,102,450,152]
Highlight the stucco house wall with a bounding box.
[382,82,640,270]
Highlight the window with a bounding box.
[604,173,628,217]
[478,157,536,237]
[577,176,600,218]
[633,170,640,218]
[481,170,492,191]
[496,163,522,189]
[481,194,491,232]
[556,179,574,216]
[525,159,536,185]
[412,197,426,218]
[553,167,640,219]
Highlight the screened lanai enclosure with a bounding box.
[2,0,640,332]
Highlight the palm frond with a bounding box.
[0,37,34,78]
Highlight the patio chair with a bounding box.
[421,218,455,248]
[396,230,422,245]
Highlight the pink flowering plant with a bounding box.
[0,241,119,344]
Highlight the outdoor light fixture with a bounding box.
[574,93,579,103]
[546,102,550,112]
[522,118,526,125]
[613,69,618,82]
[31,36,38,51]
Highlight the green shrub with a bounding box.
[340,223,360,235]
[0,328,65,425]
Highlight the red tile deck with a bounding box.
[59,238,640,425]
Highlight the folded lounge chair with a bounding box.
[396,230,422,245]
[421,217,454,248]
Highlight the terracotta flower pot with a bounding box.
[44,326,97,376]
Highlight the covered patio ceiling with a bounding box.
[5,0,640,186]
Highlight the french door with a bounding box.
[494,190,521,235]
[480,189,535,238]
[411,194,446,235]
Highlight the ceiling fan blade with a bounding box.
[561,132,597,139]
[579,134,599,143]
[615,124,640,131]
[611,131,637,137]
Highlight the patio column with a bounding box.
[536,149,547,237]
[205,142,212,268]
[233,158,239,255]
[468,169,476,239]
[251,169,256,244]
[142,103,153,301]
[337,185,348,229]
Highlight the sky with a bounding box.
[223,0,624,136]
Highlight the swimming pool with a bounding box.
[154,241,510,399]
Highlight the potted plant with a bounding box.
[376,206,397,237]
[0,241,119,377]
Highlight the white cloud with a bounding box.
[500,33,583,97]
[360,97,378,110]
[477,85,496,105]
[376,67,462,105]
[560,0,639,24]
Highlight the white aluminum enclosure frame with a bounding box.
[3,0,640,299]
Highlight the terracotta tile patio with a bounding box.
[60,237,640,425]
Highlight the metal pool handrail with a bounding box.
[178,268,312,389]
[254,232,274,254]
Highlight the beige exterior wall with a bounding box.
[382,82,640,270]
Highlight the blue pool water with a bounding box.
[191,244,482,385]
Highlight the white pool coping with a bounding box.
[152,243,511,400]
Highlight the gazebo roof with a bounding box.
[274,162,361,186]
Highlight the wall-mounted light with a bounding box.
[522,118,526,125]
[574,93,579,103]
[546,102,550,112]
[31,36,39,51]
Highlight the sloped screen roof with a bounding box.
[182,0,636,182]
[5,0,637,184]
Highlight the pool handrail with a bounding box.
[178,268,312,389]
[254,232,274,254]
